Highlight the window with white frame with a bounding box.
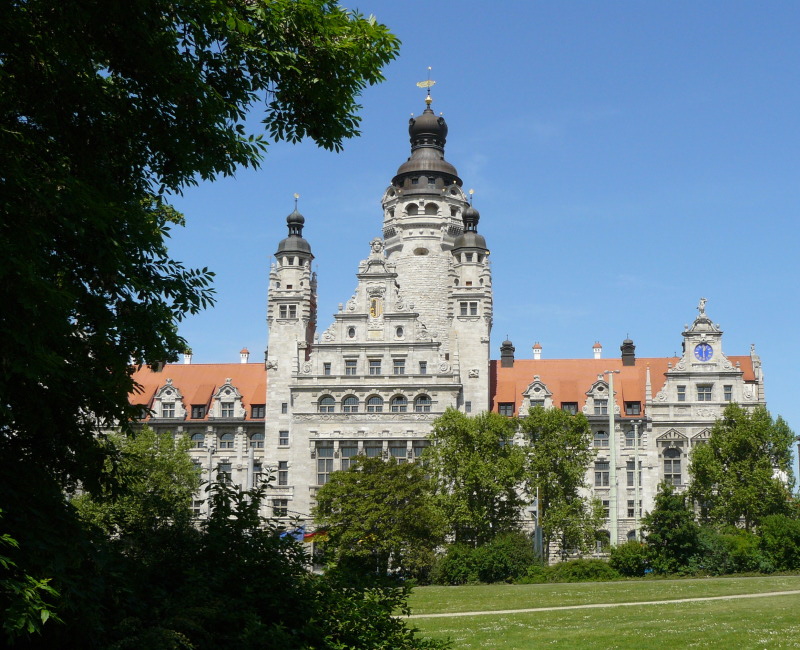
[219,432,235,449]
[390,395,407,412]
[250,432,264,449]
[595,460,610,487]
[278,460,289,486]
[366,395,384,413]
[625,401,641,416]
[677,385,686,402]
[393,358,405,375]
[217,462,232,484]
[221,402,235,418]
[419,361,427,375]
[562,402,578,415]
[414,395,432,413]
[272,499,288,517]
[663,448,682,485]
[342,396,359,413]
[340,442,358,471]
[162,402,176,418]
[724,385,733,401]
[323,362,331,376]
[594,399,608,415]
[251,404,265,418]
[368,359,382,375]
[626,460,642,487]
[498,402,515,417]
[593,431,609,448]
[253,462,263,484]
[278,431,289,446]
[316,444,333,485]
[345,359,357,376]
[625,428,643,448]
[318,396,335,413]
[697,385,713,401]
[190,433,205,448]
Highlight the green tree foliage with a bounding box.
[689,404,796,530]
[431,532,537,585]
[426,409,527,546]
[642,483,700,574]
[519,406,603,560]
[0,1,397,640]
[608,540,648,577]
[72,428,200,546]
[759,514,800,571]
[313,456,445,581]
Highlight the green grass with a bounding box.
[407,576,800,649]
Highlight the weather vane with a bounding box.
[416,66,436,106]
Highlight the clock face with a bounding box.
[694,342,713,361]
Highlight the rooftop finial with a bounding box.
[416,66,435,108]
[293,192,299,210]
[468,188,474,206]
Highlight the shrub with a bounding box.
[432,533,538,585]
[518,559,619,583]
[431,544,480,585]
[760,515,800,571]
[692,527,773,575]
[609,540,648,577]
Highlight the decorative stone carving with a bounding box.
[266,360,278,371]
[468,368,479,378]
[301,362,312,374]
[439,362,450,373]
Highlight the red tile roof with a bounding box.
[130,363,267,421]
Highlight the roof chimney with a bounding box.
[500,339,515,368]
[183,351,192,365]
[593,341,602,359]
[532,341,542,360]
[621,338,636,366]
[240,348,250,364]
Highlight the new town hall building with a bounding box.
[131,94,766,544]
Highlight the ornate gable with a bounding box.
[209,379,245,419]
[153,378,186,419]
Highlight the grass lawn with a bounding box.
[408,576,800,649]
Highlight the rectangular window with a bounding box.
[363,442,382,458]
[316,444,333,485]
[625,401,641,416]
[250,433,264,449]
[272,499,288,517]
[677,385,686,402]
[412,441,429,459]
[345,360,357,376]
[460,302,468,316]
[221,402,234,418]
[602,500,610,518]
[340,443,358,471]
[465,401,472,413]
[218,462,232,485]
[278,460,289,486]
[419,361,427,375]
[664,456,681,486]
[562,402,578,415]
[697,385,713,401]
[253,463,263,483]
[595,461,610,487]
[469,302,478,316]
[319,362,329,376]
[162,402,175,418]
[627,500,635,518]
[191,405,206,419]
[369,359,381,375]
[498,402,515,417]
[724,385,733,401]
[281,402,288,414]
[393,358,405,375]
[279,305,287,318]
[530,399,545,408]
[626,460,642,487]
[279,430,289,447]
[192,500,203,518]
[288,305,297,318]
[251,404,265,418]
[625,428,643,448]
[594,399,608,415]
[389,442,407,463]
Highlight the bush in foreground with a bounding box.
[431,533,537,585]
[609,540,648,577]
[519,559,620,584]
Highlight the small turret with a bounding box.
[621,338,636,366]
[500,339,515,368]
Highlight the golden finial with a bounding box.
[416,66,435,106]
[293,193,299,209]
[468,188,474,206]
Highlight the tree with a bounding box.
[0,2,397,639]
[313,456,445,581]
[72,427,200,548]
[642,483,700,574]
[426,409,527,546]
[519,406,603,561]
[688,404,796,530]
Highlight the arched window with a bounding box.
[627,530,638,541]
[191,433,205,448]
[390,395,408,413]
[593,431,609,448]
[219,432,235,449]
[318,396,335,413]
[250,432,264,449]
[424,202,438,215]
[663,448,682,485]
[406,204,419,216]
[414,395,431,413]
[342,396,359,413]
[366,395,383,413]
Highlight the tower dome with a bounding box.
[453,204,487,252]
[276,208,312,257]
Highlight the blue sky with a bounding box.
[168,1,800,466]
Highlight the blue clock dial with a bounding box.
[694,343,713,361]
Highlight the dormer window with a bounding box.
[162,402,175,418]
[594,399,608,415]
[625,401,641,416]
[221,402,234,418]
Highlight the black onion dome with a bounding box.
[453,205,487,252]
[276,209,312,256]
[392,105,461,185]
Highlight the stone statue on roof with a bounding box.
[697,297,707,315]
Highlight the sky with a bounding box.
[167,1,800,468]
